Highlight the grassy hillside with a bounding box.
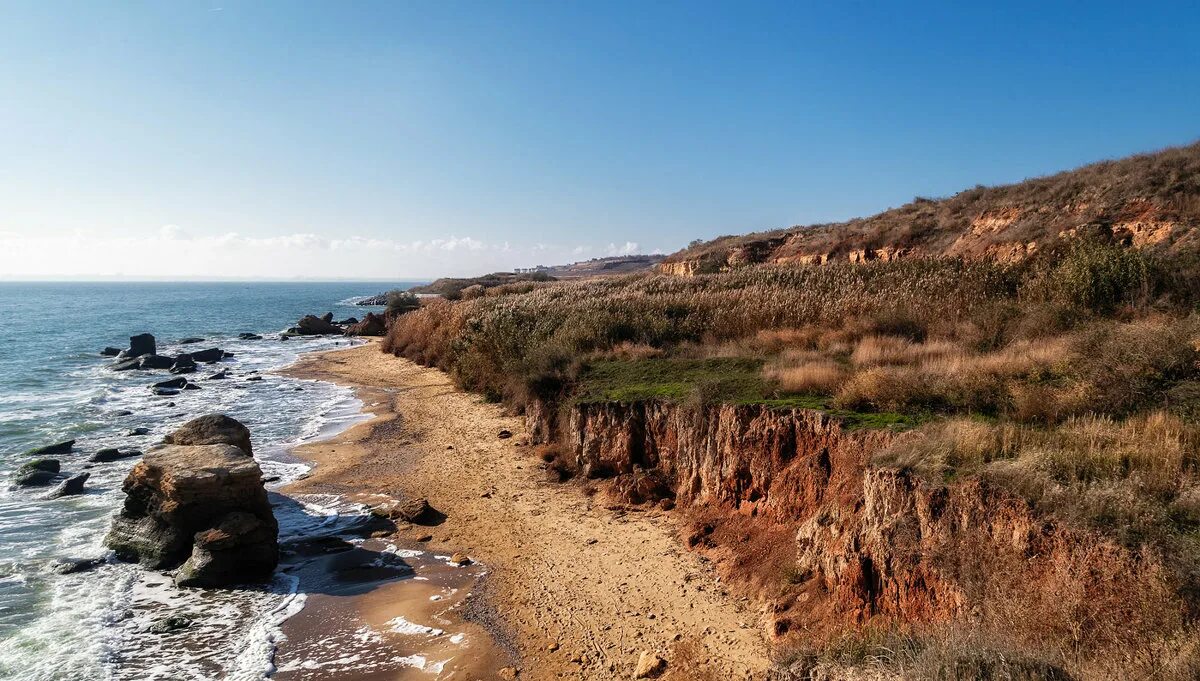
[662,141,1200,273]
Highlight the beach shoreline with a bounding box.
[276,340,769,680]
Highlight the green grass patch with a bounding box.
[574,357,767,403]
[573,358,919,431]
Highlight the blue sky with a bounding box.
[1,1,1197,279]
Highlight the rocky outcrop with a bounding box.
[287,314,341,335]
[163,414,253,457]
[104,442,278,587]
[345,312,387,336]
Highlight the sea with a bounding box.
[0,281,420,680]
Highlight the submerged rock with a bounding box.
[101,347,122,357]
[104,443,278,587]
[178,337,205,344]
[126,427,150,437]
[152,377,189,390]
[237,333,263,341]
[163,414,253,456]
[207,369,229,380]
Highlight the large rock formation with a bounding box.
[104,441,278,587]
[163,414,253,457]
[345,312,387,336]
[123,333,157,358]
[287,314,341,335]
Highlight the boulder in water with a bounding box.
[89,448,142,463]
[178,337,205,344]
[153,377,188,390]
[101,347,122,357]
[207,369,229,380]
[163,414,253,457]
[237,333,263,341]
[137,355,174,370]
[320,312,334,324]
[15,459,60,486]
[189,348,225,363]
[50,557,106,574]
[126,333,157,358]
[169,354,197,374]
[104,443,278,586]
[127,427,150,437]
[27,440,74,456]
[48,472,89,498]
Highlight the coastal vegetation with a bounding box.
[378,144,1200,680]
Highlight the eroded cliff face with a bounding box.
[527,399,1184,660]
[657,197,1198,277]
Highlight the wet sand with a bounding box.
[276,341,768,680]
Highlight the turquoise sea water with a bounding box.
[0,282,418,680]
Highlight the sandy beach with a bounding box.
[277,341,769,680]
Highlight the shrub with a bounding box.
[385,290,421,315]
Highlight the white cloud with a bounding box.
[606,241,640,256]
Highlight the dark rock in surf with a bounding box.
[127,427,150,437]
[101,347,122,357]
[152,388,180,396]
[126,333,157,358]
[355,293,388,306]
[27,440,75,456]
[48,472,89,498]
[183,383,201,391]
[153,377,189,390]
[90,448,142,463]
[110,357,142,371]
[50,557,106,574]
[321,312,334,324]
[137,355,174,370]
[15,459,61,486]
[207,369,229,380]
[189,348,226,363]
[238,333,263,340]
[169,354,197,374]
[336,317,359,326]
[112,410,134,417]
[178,337,205,344]
[245,376,263,382]
[163,414,253,457]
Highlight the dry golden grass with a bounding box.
[763,359,846,394]
[850,335,962,367]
